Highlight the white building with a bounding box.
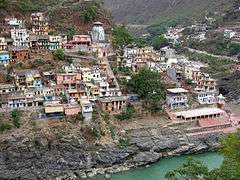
[91,22,105,43]
[80,99,93,122]
[224,29,236,39]
[166,88,189,110]
[5,17,24,28]
[0,37,7,51]
[48,35,63,50]
[10,28,29,47]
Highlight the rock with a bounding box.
[133,152,161,164]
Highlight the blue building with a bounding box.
[0,51,10,65]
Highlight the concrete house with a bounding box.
[0,84,16,94]
[0,51,10,65]
[80,99,93,122]
[31,13,49,35]
[48,35,63,50]
[166,88,189,110]
[13,70,42,88]
[9,46,30,63]
[0,92,44,109]
[10,28,29,47]
[99,96,127,114]
[0,37,7,50]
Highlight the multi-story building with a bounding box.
[5,17,24,28]
[10,28,29,47]
[31,13,49,35]
[166,88,189,110]
[48,35,63,50]
[0,92,44,109]
[0,84,16,94]
[0,37,7,50]
[64,35,91,52]
[99,96,127,114]
[124,47,155,71]
[9,46,30,63]
[13,69,43,89]
[0,51,10,65]
[80,99,93,121]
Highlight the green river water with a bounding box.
[89,152,224,180]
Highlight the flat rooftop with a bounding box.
[167,88,189,94]
[174,107,225,119]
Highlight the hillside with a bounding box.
[0,0,112,33]
[104,0,234,25]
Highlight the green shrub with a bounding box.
[152,35,168,50]
[54,48,65,60]
[11,110,21,128]
[0,123,12,132]
[118,137,130,148]
[115,104,136,121]
[80,6,98,22]
[0,0,8,9]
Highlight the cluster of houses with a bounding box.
[0,62,129,121]
[0,13,109,66]
[0,12,130,122]
[123,44,237,133]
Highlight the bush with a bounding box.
[78,51,86,56]
[11,110,21,128]
[0,123,12,132]
[118,137,130,148]
[0,0,8,9]
[229,43,240,56]
[115,104,136,121]
[34,58,45,65]
[152,35,169,50]
[54,48,65,60]
[67,27,76,40]
[80,6,98,22]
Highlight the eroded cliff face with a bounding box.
[0,126,222,179]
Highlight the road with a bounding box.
[187,47,239,62]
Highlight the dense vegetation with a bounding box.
[0,0,8,9]
[112,26,134,49]
[105,0,233,25]
[166,129,240,180]
[127,69,166,113]
[54,48,65,61]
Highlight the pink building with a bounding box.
[56,73,82,87]
[64,103,81,116]
[64,35,91,50]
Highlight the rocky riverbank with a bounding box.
[0,124,224,180]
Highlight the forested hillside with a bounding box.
[0,0,111,33]
[104,0,234,24]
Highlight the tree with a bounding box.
[112,26,134,49]
[11,109,21,128]
[67,27,76,40]
[229,43,240,56]
[152,35,169,50]
[0,0,8,9]
[54,48,65,60]
[80,6,98,22]
[166,130,240,180]
[128,69,166,112]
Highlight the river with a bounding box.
[89,152,224,180]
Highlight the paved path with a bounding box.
[187,47,239,62]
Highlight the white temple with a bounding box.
[91,22,105,43]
